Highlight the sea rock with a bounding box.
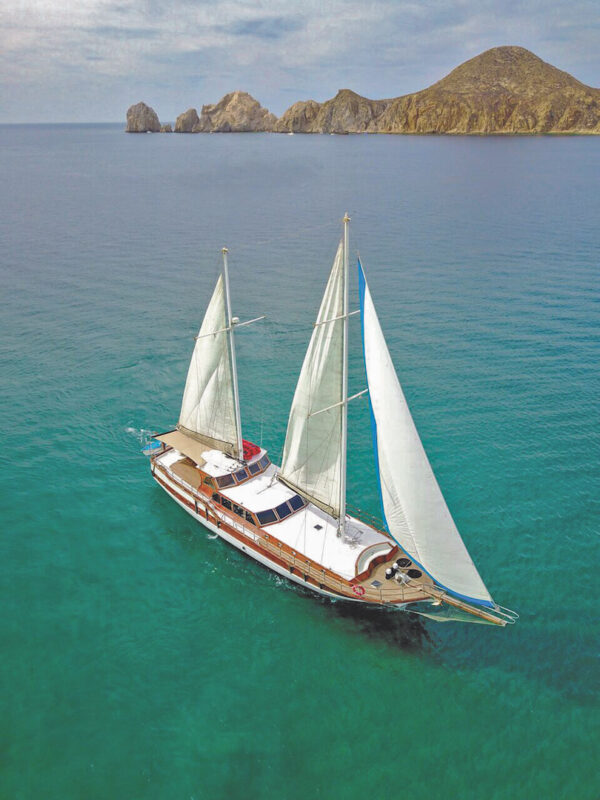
[175,108,200,133]
[194,91,277,132]
[160,123,172,133]
[126,102,161,133]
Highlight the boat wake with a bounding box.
[125,426,155,444]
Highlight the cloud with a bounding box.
[0,0,598,121]
[225,16,304,40]
[88,25,159,40]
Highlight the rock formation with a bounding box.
[372,46,600,134]
[277,90,389,133]
[175,108,200,132]
[194,91,277,132]
[274,100,322,132]
[277,47,600,134]
[160,123,172,133]
[126,102,161,133]
[128,47,600,136]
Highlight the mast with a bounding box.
[338,213,350,536]
[221,247,243,461]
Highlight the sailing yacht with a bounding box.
[145,219,516,626]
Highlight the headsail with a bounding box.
[358,261,493,607]
[178,274,241,459]
[279,243,345,517]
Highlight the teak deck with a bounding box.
[153,450,506,626]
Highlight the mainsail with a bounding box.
[279,243,345,517]
[358,261,493,607]
[177,273,241,458]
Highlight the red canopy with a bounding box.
[242,440,261,460]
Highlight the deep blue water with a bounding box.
[1,124,598,799]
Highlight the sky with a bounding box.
[1,0,599,123]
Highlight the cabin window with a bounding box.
[203,476,214,488]
[212,493,221,504]
[221,498,232,510]
[245,511,255,524]
[234,468,247,482]
[289,495,305,511]
[248,462,260,476]
[233,504,245,517]
[275,501,292,520]
[257,509,277,525]
[258,455,270,470]
[217,474,235,488]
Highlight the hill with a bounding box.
[373,46,600,133]
[128,47,600,134]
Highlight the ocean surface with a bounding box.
[1,124,598,799]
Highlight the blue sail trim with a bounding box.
[358,259,494,610]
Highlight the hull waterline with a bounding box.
[150,451,512,626]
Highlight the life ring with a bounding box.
[352,585,366,597]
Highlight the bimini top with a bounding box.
[154,429,264,478]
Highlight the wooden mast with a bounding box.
[338,213,350,536]
[221,247,244,462]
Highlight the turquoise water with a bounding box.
[1,125,598,799]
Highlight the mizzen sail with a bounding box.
[279,243,345,517]
[358,261,493,607]
[178,274,240,458]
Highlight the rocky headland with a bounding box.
[194,91,277,132]
[126,47,600,135]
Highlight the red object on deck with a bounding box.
[242,440,261,460]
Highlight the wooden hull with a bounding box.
[150,457,511,625]
[152,463,369,604]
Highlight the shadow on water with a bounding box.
[148,483,433,653]
[147,484,597,703]
[316,593,434,652]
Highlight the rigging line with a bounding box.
[308,388,368,418]
[319,511,327,566]
[194,315,266,339]
[313,309,360,327]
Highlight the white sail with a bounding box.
[279,243,345,517]
[178,274,240,458]
[359,262,493,607]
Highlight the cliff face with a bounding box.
[126,102,161,132]
[275,100,321,132]
[276,91,389,133]
[194,91,277,132]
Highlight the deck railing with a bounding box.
[346,503,387,534]
[155,461,509,624]
[158,460,420,604]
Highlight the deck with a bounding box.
[154,451,507,625]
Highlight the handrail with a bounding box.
[346,503,388,535]
[155,463,507,622]
[161,464,429,603]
